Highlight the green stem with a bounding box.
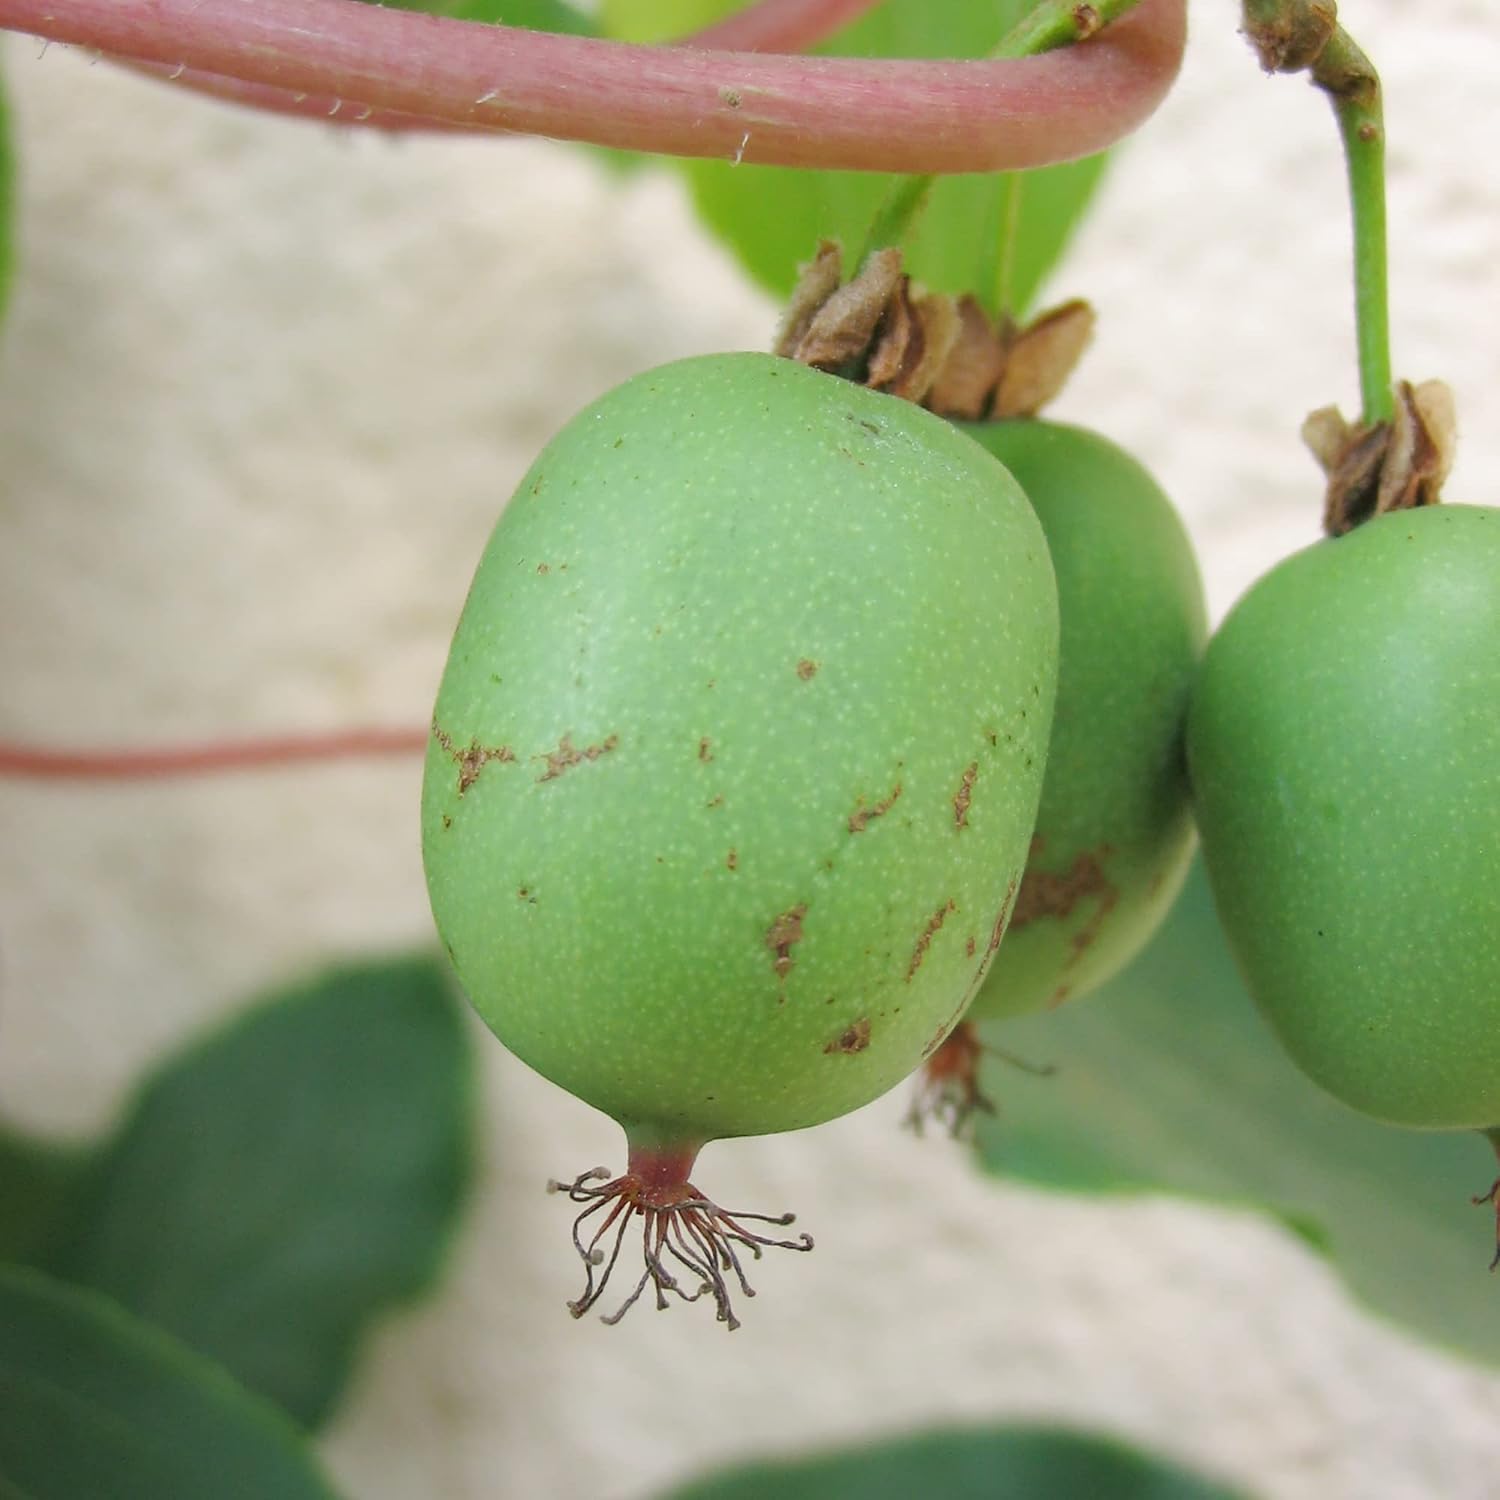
[1241,4,1394,427]
[992,172,1026,319]
[857,0,1145,268]
[1320,32,1393,425]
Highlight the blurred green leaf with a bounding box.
[371,0,595,33]
[979,862,1500,1367]
[27,955,476,1428]
[0,1129,91,1264]
[601,0,1108,316]
[0,1265,337,1499]
[662,1424,1251,1500]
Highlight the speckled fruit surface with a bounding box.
[422,352,1058,1147]
[963,420,1205,1021]
[1187,503,1500,1129]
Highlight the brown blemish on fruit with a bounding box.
[698,737,714,763]
[718,85,742,108]
[824,1018,871,1055]
[907,899,957,981]
[765,904,808,980]
[796,658,819,680]
[536,562,550,575]
[433,723,517,794]
[706,794,725,810]
[953,762,978,828]
[848,783,902,833]
[965,935,976,958]
[1047,982,1074,1009]
[441,814,453,831]
[536,732,619,783]
[727,849,739,871]
[1010,845,1119,972]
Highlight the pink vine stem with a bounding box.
[0,729,429,782]
[0,0,1187,172]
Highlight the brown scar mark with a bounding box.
[536,732,619,783]
[848,783,902,833]
[1010,847,1119,972]
[727,848,739,871]
[824,1017,871,1055]
[906,899,957,981]
[441,814,453,831]
[433,723,516,794]
[718,85,742,108]
[953,763,978,828]
[536,562,550,574]
[698,737,714,763]
[1047,982,1073,1009]
[965,935,976,957]
[796,658,819,680]
[765,903,808,980]
[962,873,1020,1008]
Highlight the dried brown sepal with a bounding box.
[773,240,845,359]
[905,1019,1057,1140]
[775,240,1094,417]
[780,247,904,372]
[990,299,1097,420]
[547,1166,813,1330]
[1304,378,1456,536]
[923,296,1007,420]
[867,278,963,402]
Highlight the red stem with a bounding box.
[0,728,428,781]
[127,0,891,136]
[0,0,1187,173]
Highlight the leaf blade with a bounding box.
[662,1424,1251,1500]
[33,954,477,1428]
[0,1265,337,1500]
[978,863,1500,1367]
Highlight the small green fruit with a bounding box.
[964,420,1206,1022]
[1187,504,1500,1132]
[422,352,1058,1322]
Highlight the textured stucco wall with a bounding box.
[2,5,1498,1498]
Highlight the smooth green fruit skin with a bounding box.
[960,421,1206,1021]
[1187,504,1500,1130]
[422,353,1058,1148]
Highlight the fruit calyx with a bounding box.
[773,240,1094,420]
[1302,378,1455,536]
[906,1019,1056,1139]
[547,1142,813,1330]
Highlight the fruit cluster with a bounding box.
[421,342,1497,1327]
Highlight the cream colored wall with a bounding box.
[2,6,1498,1498]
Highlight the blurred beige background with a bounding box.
[2,4,1498,1497]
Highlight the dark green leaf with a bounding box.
[602,0,1108,316]
[978,862,1500,1367]
[662,1424,1251,1500]
[0,1265,337,1500]
[371,0,595,33]
[0,1128,92,1264]
[32,954,476,1429]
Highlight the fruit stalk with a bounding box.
[1241,2,1393,425]
[859,0,1147,265]
[0,0,1186,173]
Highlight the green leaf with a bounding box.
[0,1129,92,1265]
[978,862,1500,1368]
[662,1424,1251,1500]
[370,0,595,33]
[30,954,476,1429]
[603,0,1108,316]
[0,1266,337,1499]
